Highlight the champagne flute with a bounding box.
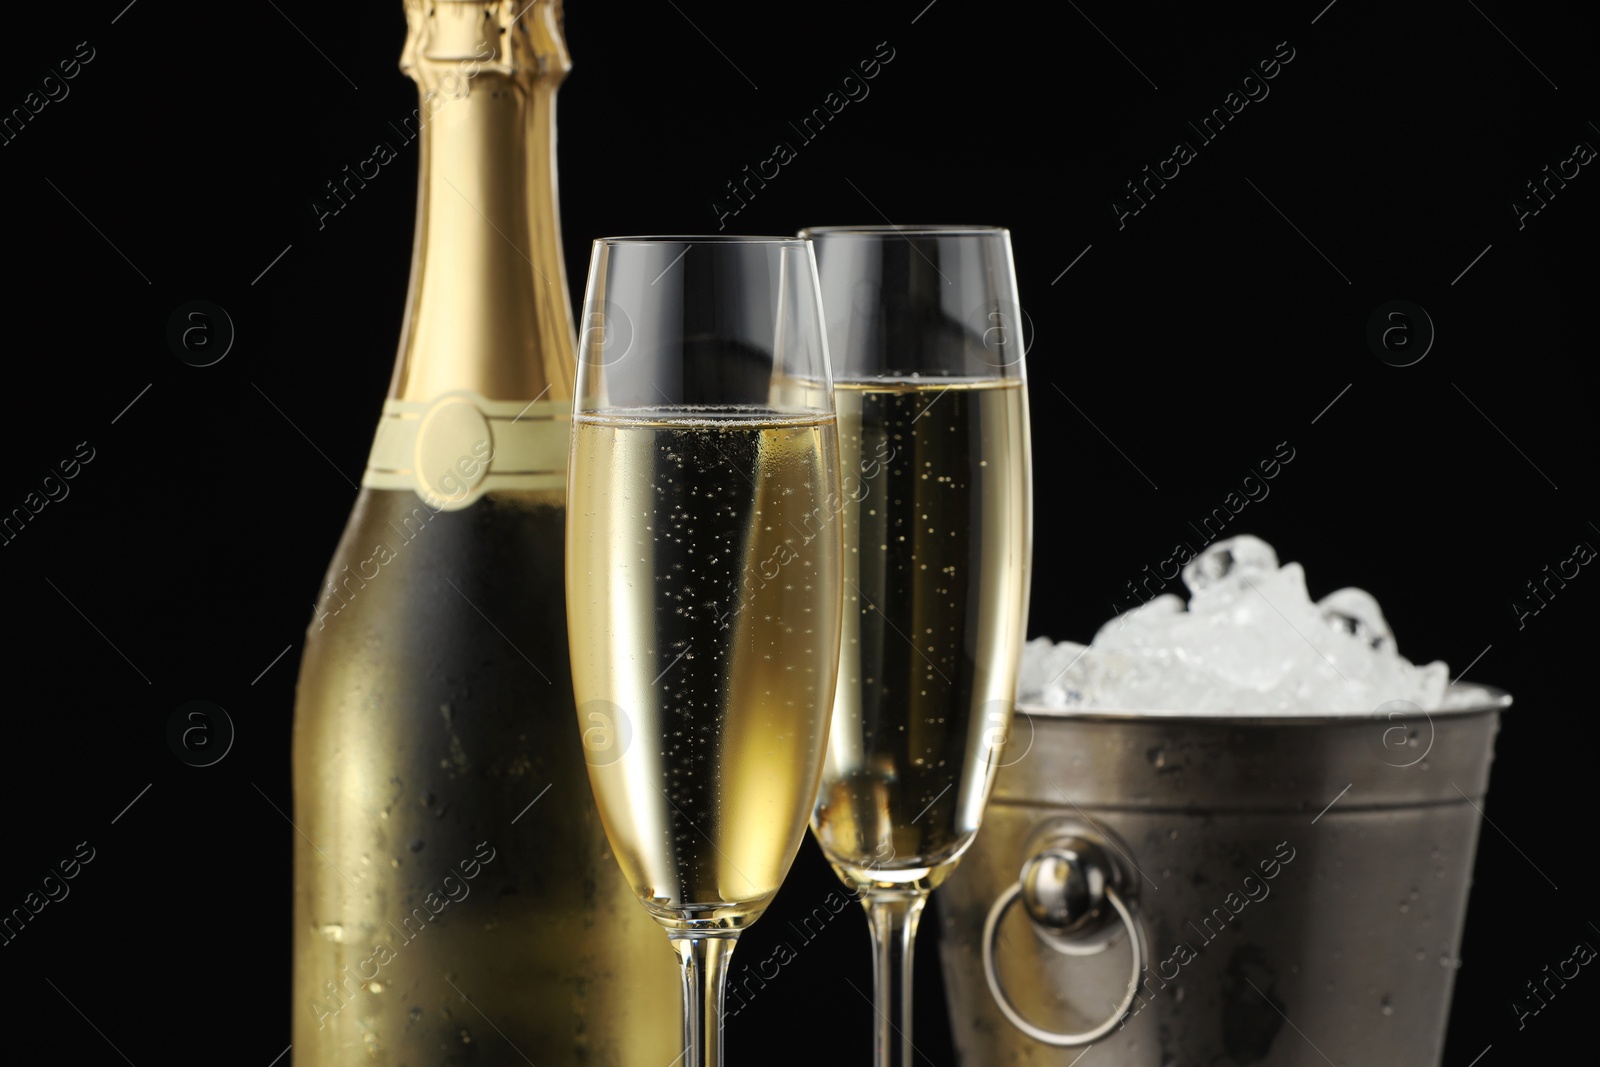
[566,236,844,1067]
[801,225,1033,1067]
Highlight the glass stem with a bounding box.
[670,933,737,1067]
[864,890,929,1067]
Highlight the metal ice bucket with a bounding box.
[938,687,1509,1066]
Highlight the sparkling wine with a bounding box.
[290,4,678,1063]
[812,377,1032,889]
[567,412,844,930]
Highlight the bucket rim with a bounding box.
[1014,682,1511,724]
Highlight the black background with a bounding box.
[1,1,1594,1064]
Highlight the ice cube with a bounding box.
[1093,593,1184,648]
[1442,683,1496,709]
[1318,587,1394,653]
[1162,563,1323,690]
[1046,644,1222,712]
[1018,638,1091,707]
[1409,660,1449,711]
[1016,636,1057,701]
[1182,535,1280,598]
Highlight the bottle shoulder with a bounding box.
[302,489,570,653]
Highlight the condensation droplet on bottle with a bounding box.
[368,981,383,994]
[408,1006,423,1024]
[1416,949,1427,961]
[1380,994,1393,1016]
[319,924,345,943]
[460,1028,473,1044]
[410,838,425,852]
[362,1032,380,1055]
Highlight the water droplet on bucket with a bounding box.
[1381,995,1393,1016]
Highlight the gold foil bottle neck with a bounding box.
[402,0,570,93]
[387,0,577,424]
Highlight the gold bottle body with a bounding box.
[292,489,676,1065]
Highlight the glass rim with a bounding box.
[592,234,811,246]
[799,224,1009,237]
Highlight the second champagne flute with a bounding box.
[803,225,1034,1067]
[566,236,844,1067]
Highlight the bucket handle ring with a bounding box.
[982,876,1145,1046]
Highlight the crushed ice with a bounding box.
[1018,535,1459,713]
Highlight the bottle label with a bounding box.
[362,390,568,509]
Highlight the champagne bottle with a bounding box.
[290,2,679,1063]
